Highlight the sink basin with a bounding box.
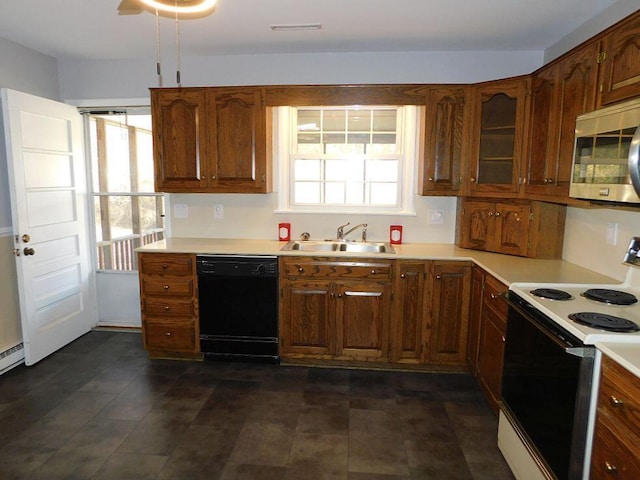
[281,240,395,254]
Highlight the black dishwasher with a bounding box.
[197,255,279,362]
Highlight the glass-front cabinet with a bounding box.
[468,77,529,195]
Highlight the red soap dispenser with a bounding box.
[390,225,403,244]
[278,223,291,241]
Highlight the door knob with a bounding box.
[23,247,35,256]
[22,234,30,243]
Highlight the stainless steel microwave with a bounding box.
[570,97,640,204]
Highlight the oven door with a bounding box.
[502,292,595,480]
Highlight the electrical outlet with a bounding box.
[428,209,444,225]
[214,204,224,220]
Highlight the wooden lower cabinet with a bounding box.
[391,261,427,364]
[472,272,508,414]
[591,355,640,479]
[138,252,201,360]
[279,257,392,362]
[426,261,472,366]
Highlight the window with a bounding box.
[277,106,419,214]
[87,112,164,271]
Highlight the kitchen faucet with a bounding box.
[337,222,368,242]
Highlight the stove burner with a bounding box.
[568,312,640,332]
[581,289,638,306]
[530,288,573,301]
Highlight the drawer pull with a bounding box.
[609,395,624,407]
[604,461,617,473]
[164,306,170,311]
[298,267,304,274]
[435,274,441,279]
[400,273,406,278]
[371,270,376,275]
[165,332,172,336]
[162,264,168,269]
[490,293,497,299]
[163,285,170,290]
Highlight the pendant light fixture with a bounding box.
[138,0,217,17]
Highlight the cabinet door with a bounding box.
[420,86,467,195]
[336,281,390,361]
[426,262,471,366]
[458,199,492,251]
[466,266,485,375]
[209,88,271,193]
[469,78,529,195]
[494,203,530,256]
[151,89,209,192]
[526,64,561,195]
[477,306,506,415]
[391,261,427,363]
[598,12,640,107]
[555,43,599,195]
[280,281,334,356]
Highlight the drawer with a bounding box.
[140,276,195,297]
[139,253,194,276]
[591,417,640,479]
[483,274,508,318]
[281,258,392,281]
[144,320,197,352]
[598,356,640,436]
[142,298,195,317]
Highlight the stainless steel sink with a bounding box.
[281,240,395,254]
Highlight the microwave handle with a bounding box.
[629,124,640,195]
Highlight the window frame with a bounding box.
[84,111,165,272]
[275,105,419,215]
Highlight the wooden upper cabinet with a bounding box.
[209,88,271,193]
[526,41,599,199]
[151,89,208,191]
[151,87,271,193]
[420,86,468,195]
[468,77,530,196]
[526,65,560,196]
[598,11,640,107]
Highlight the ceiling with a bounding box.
[0,0,619,61]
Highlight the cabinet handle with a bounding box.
[470,177,476,183]
[428,177,434,182]
[488,212,493,217]
[371,270,376,275]
[400,273,406,278]
[490,293,497,299]
[337,293,343,298]
[604,462,617,473]
[495,212,501,217]
[165,332,172,336]
[162,263,168,269]
[163,306,170,311]
[331,293,335,298]
[609,395,624,407]
[298,267,304,274]
[211,175,216,180]
[163,285,170,290]
[501,335,506,342]
[435,274,441,279]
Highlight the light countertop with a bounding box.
[137,237,620,287]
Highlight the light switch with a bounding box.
[214,204,224,220]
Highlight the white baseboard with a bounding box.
[0,343,25,375]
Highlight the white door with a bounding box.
[1,88,96,365]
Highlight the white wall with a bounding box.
[544,0,640,63]
[58,50,543,101]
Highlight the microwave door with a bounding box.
[629,124,640,197]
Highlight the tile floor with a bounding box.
[0,330,514,479]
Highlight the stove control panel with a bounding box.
[623,237,640,267]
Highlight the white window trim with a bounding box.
[274,106,419,216]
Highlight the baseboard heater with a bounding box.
[0,343,25,375]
